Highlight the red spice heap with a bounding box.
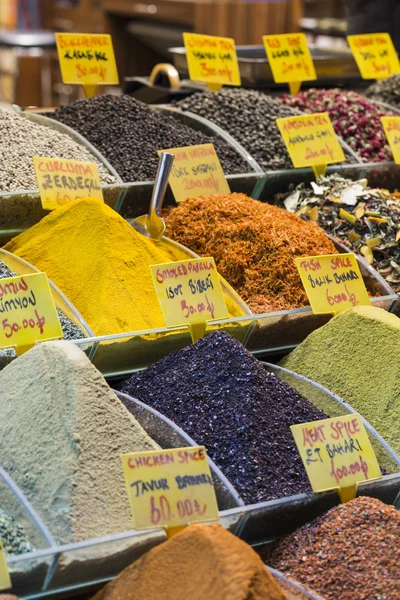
[165,193,336,313]
[264,496,400,600]
[281,88,395,162]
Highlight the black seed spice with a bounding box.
[47,95,250,181]
[121,331,328,504]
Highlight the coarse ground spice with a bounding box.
[5,198,187,336]
[0,107,115,192]
[176,88,302,171]
[264,496,400,600]
[0,340,158,543]
[46,95,249,181]
[281,306,400,457]
[165,193,336,313]
[92,523,289,600]
[121,331,329,504]
[278,174,400,292]
[366,74,400,107]
[281,88,394,162]
[0,507,35,555]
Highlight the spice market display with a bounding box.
[1,16,400,600]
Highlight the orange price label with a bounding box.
[55,33,119,85]
[121,447,219,530]
[347,33,400,79]
[295,253,370,314]
[33,156,104,210]
[183,32,241,87]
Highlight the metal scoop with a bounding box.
[130,152,175,240]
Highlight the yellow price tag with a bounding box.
[347,33,400,80]
[263,33,316,94]
[291,414,382,502]
[0,540,11,591]
[121,446,219,530]
[33,157,104,211]
[150,257,229,342]
[295,253,370,315]
[277,112,345,177]
[381,116,400,163]
[55,33,119,87]
[0,272,63,354]
[158,144,230,203]
[183,32,241,88]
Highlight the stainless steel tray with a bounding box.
[169,45,361,88]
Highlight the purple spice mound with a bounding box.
[121,331,328,504]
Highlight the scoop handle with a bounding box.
[146,152,175,239]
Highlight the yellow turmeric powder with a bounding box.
[4,199,188,336]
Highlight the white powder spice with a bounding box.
[0,340,158,543]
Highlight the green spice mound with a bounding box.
[281,306,400,457]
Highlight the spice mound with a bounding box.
[176,88,302,171]
[281,306,400,459]
[93,523,289,600]
[165,192,336,313]
[0,340,157,543]
[366,74,400,107]
[0,106,114,192]
[278,174,400,292]
[47,95,249,181]
[122,331,328,504]
[264,496,400,600]
[5,198,187,336]
[0,507,35,556]
[281,88,394,162]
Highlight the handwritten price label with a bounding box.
[150,257,228,341]
[158,144,230,202]
[183,32,241,88]
[263,33,316,88]
[277,113,345,173]
[347,33,400,80]
[295,253,370,314]
[55,33,119,85]
[0,272,62,352]
[291,414,381,500]
[0,540,11,591]
[381,116,400,163]
[33,156,104,210]
[121,446,219,530]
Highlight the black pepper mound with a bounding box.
[175,88,302,171]
[46,95,250,181]
[121,331,328,504]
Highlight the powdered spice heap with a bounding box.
[165,193,336,313]
[281,306,400,458]
[264,496,400,600]
[0,341,158,543]
[122,331,328,504]
[5,198,182,336]
[92,523,289,600]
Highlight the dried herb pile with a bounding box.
[366,74,400,107]
[281,88,394,162]
[165,193,336,313]
[264,496,400,600]
[277,174,400,292]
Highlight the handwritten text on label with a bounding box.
[121,446,219,529]
[0,272,62,351]
[291,414,381,493]
[277,112,345,168]
[183,33,241,86]
[347,33,400,80]
[295,253,370,314]
[33,156,104,210]
[381,117,400,163]
[55,33,119,85]
[158,144,230,202]
[263,33,316,84]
